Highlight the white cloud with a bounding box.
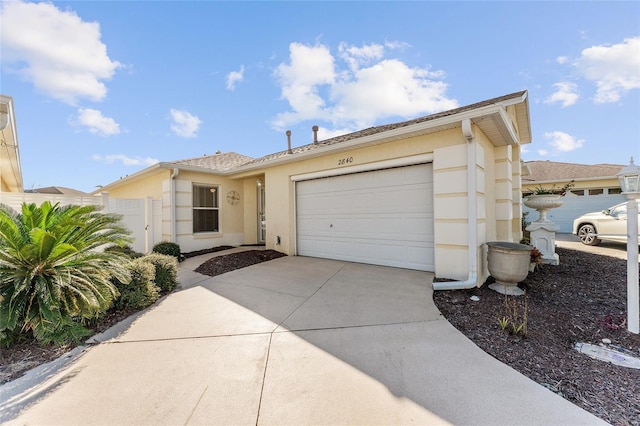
[544,131,585,153]
[226,66,245,91]
[74,108,120,135]
[338,42,385,72]
[272,41,457,131]
[556,56,568,65]
[92,154,158,166]
[544,82,579,107]
[574,37,640,103]
[537,149,549,156]
[0,0,121,105]
[169,109,201,138]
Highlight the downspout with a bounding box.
[170,168,179,243]
[433,119,479,290]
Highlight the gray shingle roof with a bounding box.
[172,152,254,172]
[523,160,623,183]
[243,90,528,166]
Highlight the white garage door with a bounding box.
[296,163,434,271]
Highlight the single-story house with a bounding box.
[522,161,626,232]
[94,90,532,288]
[0,95,24,193]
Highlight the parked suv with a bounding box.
[572,200,640,246]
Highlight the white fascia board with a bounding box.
[497,107,520,145]
[94,161,237,195]
[233,103,510,174]
[92,163,164,194]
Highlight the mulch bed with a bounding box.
[433,247,640,426]
[195,249,287,277]
[182,245,235,259]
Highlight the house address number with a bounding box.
[338,156,354,166]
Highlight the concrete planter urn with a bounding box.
[523,194,564,222]
[486,241,533,296]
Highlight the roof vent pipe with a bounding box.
[312,125,319,144]
[286,130,293,154]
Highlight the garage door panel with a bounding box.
[296,163,434,271]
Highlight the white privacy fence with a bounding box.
[0,192,162,253]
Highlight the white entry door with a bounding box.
[296,163,434,271]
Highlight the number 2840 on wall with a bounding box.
[338,157,354,165]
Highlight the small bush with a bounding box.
[112,258,159,310]
[152,241,183,261]
[142,252,179,293]
[105,245,144,259]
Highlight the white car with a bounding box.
[572,200,640,246]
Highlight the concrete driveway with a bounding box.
[556,232,637,261]
[1,255,605,425]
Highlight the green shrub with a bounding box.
[152,241,183,261]
[105,245,144,259]
[112,258,159,310]
[0,201,131,346]
[142,252,178,293]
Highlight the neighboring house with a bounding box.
[94,91,532,287]
[26,186,89,196]
[0,95,24,193]
[522,161,626,232]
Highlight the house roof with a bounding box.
[171,152,254,172]
[243,90,530,167]
[27,186,88,195]
[522,160,624,183]
[94,90,530,193]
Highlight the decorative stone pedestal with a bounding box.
[523,194,563,266]
[526,221,560,265]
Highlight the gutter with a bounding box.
[170,168,179,243]
[433,119,478,290]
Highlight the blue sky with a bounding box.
[1,1,639,193]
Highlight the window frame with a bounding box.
[192,184,220,233]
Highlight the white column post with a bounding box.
[626,197,639,334]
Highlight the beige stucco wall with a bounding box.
[94,119,527,283]
[160,172,247,252]
[253,127,508,282]
[103,170,168,199]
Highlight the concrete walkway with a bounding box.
[1,252,606,425]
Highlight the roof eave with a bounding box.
[232,94,530,174]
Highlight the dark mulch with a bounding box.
[195,249,287,277]
[433,247,640,426]
[182,245,235,259]
[0,307,139,384]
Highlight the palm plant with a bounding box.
[0,201,132,346]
